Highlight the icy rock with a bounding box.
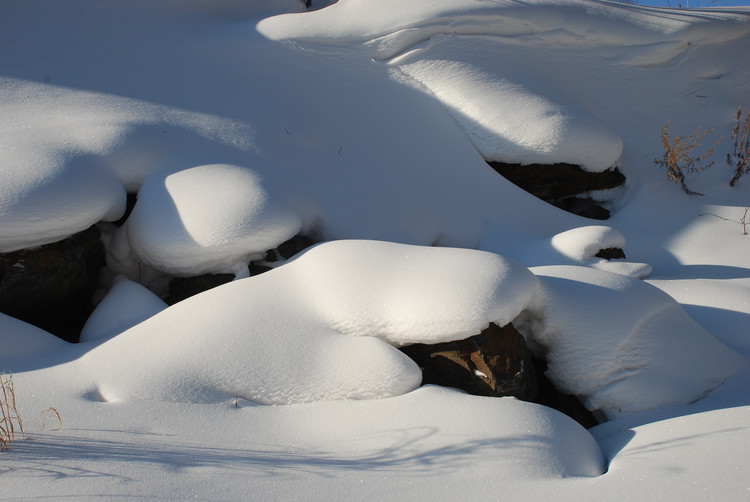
[0,226,105,342]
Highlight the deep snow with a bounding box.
[1,0,749,500]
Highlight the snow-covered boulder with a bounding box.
[126,164,302,277]
[522,266,748,419]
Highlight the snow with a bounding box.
[1,0,750,499]
[293,240,538,346]
[79,276,167,343]
[126,164,302,276]
[396,60,624,170]
[521,265,747,419]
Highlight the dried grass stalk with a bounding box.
[654,121,718,196]
[728,107,750,187]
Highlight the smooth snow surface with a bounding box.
[2,0,750,500]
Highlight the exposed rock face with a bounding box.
[166,273,235,305]
[0,225,105,342]
[400,322,599,428]
[595,247,626,260]
[487,161,626,220]
[400,322,538,401]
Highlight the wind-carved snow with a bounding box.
[522,266,748,420]
[126,164,302,276]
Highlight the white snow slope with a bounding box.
[1,0,750,500]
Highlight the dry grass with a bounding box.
[655,121,719,196]
[41,407,62,431]
[728,107,750,187]
[1,374,24,450]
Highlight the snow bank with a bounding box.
[396,60,624,170]
[523,266,748,419]
[126,164,302,276]
[79,276,167,343]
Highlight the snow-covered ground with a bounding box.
[1,0,749,499]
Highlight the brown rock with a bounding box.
[400,322,538,401]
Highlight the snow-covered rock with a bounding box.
[523,265,748,419]
[126,164,302,277]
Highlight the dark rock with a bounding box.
[400,322,600,428]
[552,197,611,220]
[276,234,316,260]
[487,161,625,219]
[595,247,626,260]
[165,273,234,305]
[532,357,599,429]
[0,225,105,342]
[400,322,538,401]
[248,261,274,276]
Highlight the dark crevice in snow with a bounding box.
[0,226,104,343]
[487,161,626,220]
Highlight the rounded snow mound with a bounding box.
[295,240,538,346]
[127,164,302,276]
[80,241,537,405]
[551,225,652,278]
[525,265,748,420]
[79,276,168,343]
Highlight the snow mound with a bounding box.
[0,314,70,372]
[296,240,538,346]
[524,266,748,419]
[396,60,623,170]
[72,241,539,404]
[551,226,651,278]
[552,226,627,262]
[126,164,302,276]
[293,385,606,479]
[79,276,168,343]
